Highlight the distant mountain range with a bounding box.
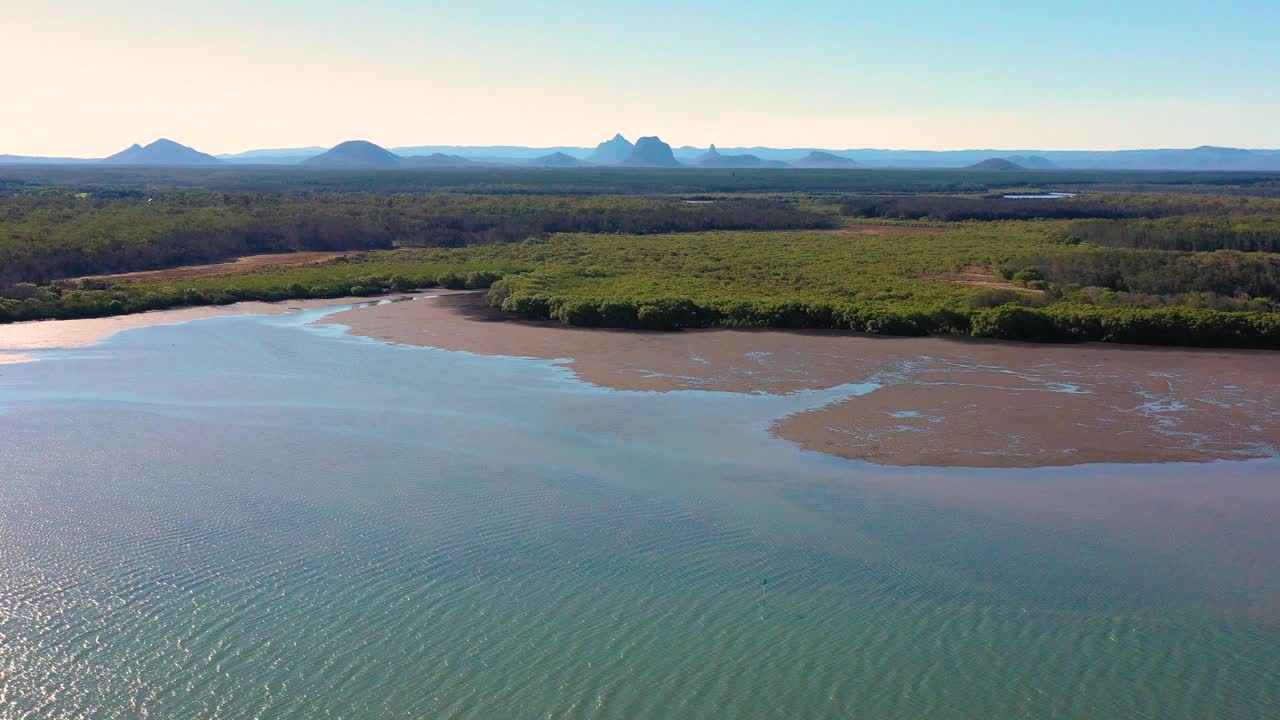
[403,153,475,168]
[217,147,327,164]
[695,145,788,168]
[4,135,1280,170]
[298,141,477,169]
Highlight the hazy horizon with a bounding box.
[14,137,1280,161]
[221,139,1280,156]
[5,1,1279,157]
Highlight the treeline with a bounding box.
[840,193,1280,222]
[1062,217,1280,253]
[6,269,1274,349]
[0,192,832,287]
[8,165,1280,196]
[0,193,394,287]
[1002,248,1280,301]
[375,195,835,246]
[486,283,1280,349]
[0,209,393,287]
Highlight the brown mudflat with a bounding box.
[324,292,1280,468]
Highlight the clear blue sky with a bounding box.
[5,0,1278,155]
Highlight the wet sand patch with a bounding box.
[324,293,1280,468]
[776,379,1270,468]
[0,294,414,361]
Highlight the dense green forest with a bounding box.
[475,229,1280,346]
[1059,217,1280,252]
[0,192,831,285]
[1002,248,1280,303]
[2,168,1279,349]
[841,192,1280,221]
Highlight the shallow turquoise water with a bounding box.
[1,306,1277,719]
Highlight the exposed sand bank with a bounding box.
[324,292,1280,468]
[0,295,409,360]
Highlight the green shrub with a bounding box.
[970,289,1027,308]
[1012,268,1044,286]
[971,306,1070,343]
[463,271,503,289]
[436,272,466,290]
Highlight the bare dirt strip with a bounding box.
[817,224,949,235]
[72,251,356,283]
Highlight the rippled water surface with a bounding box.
[2,307,1278,719]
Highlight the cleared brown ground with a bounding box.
[323,292,1280,468]
[934,265,1044,292]
[72,251,356,283]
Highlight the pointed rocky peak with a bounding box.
[695,144,722,164]
[589,133,636,164]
